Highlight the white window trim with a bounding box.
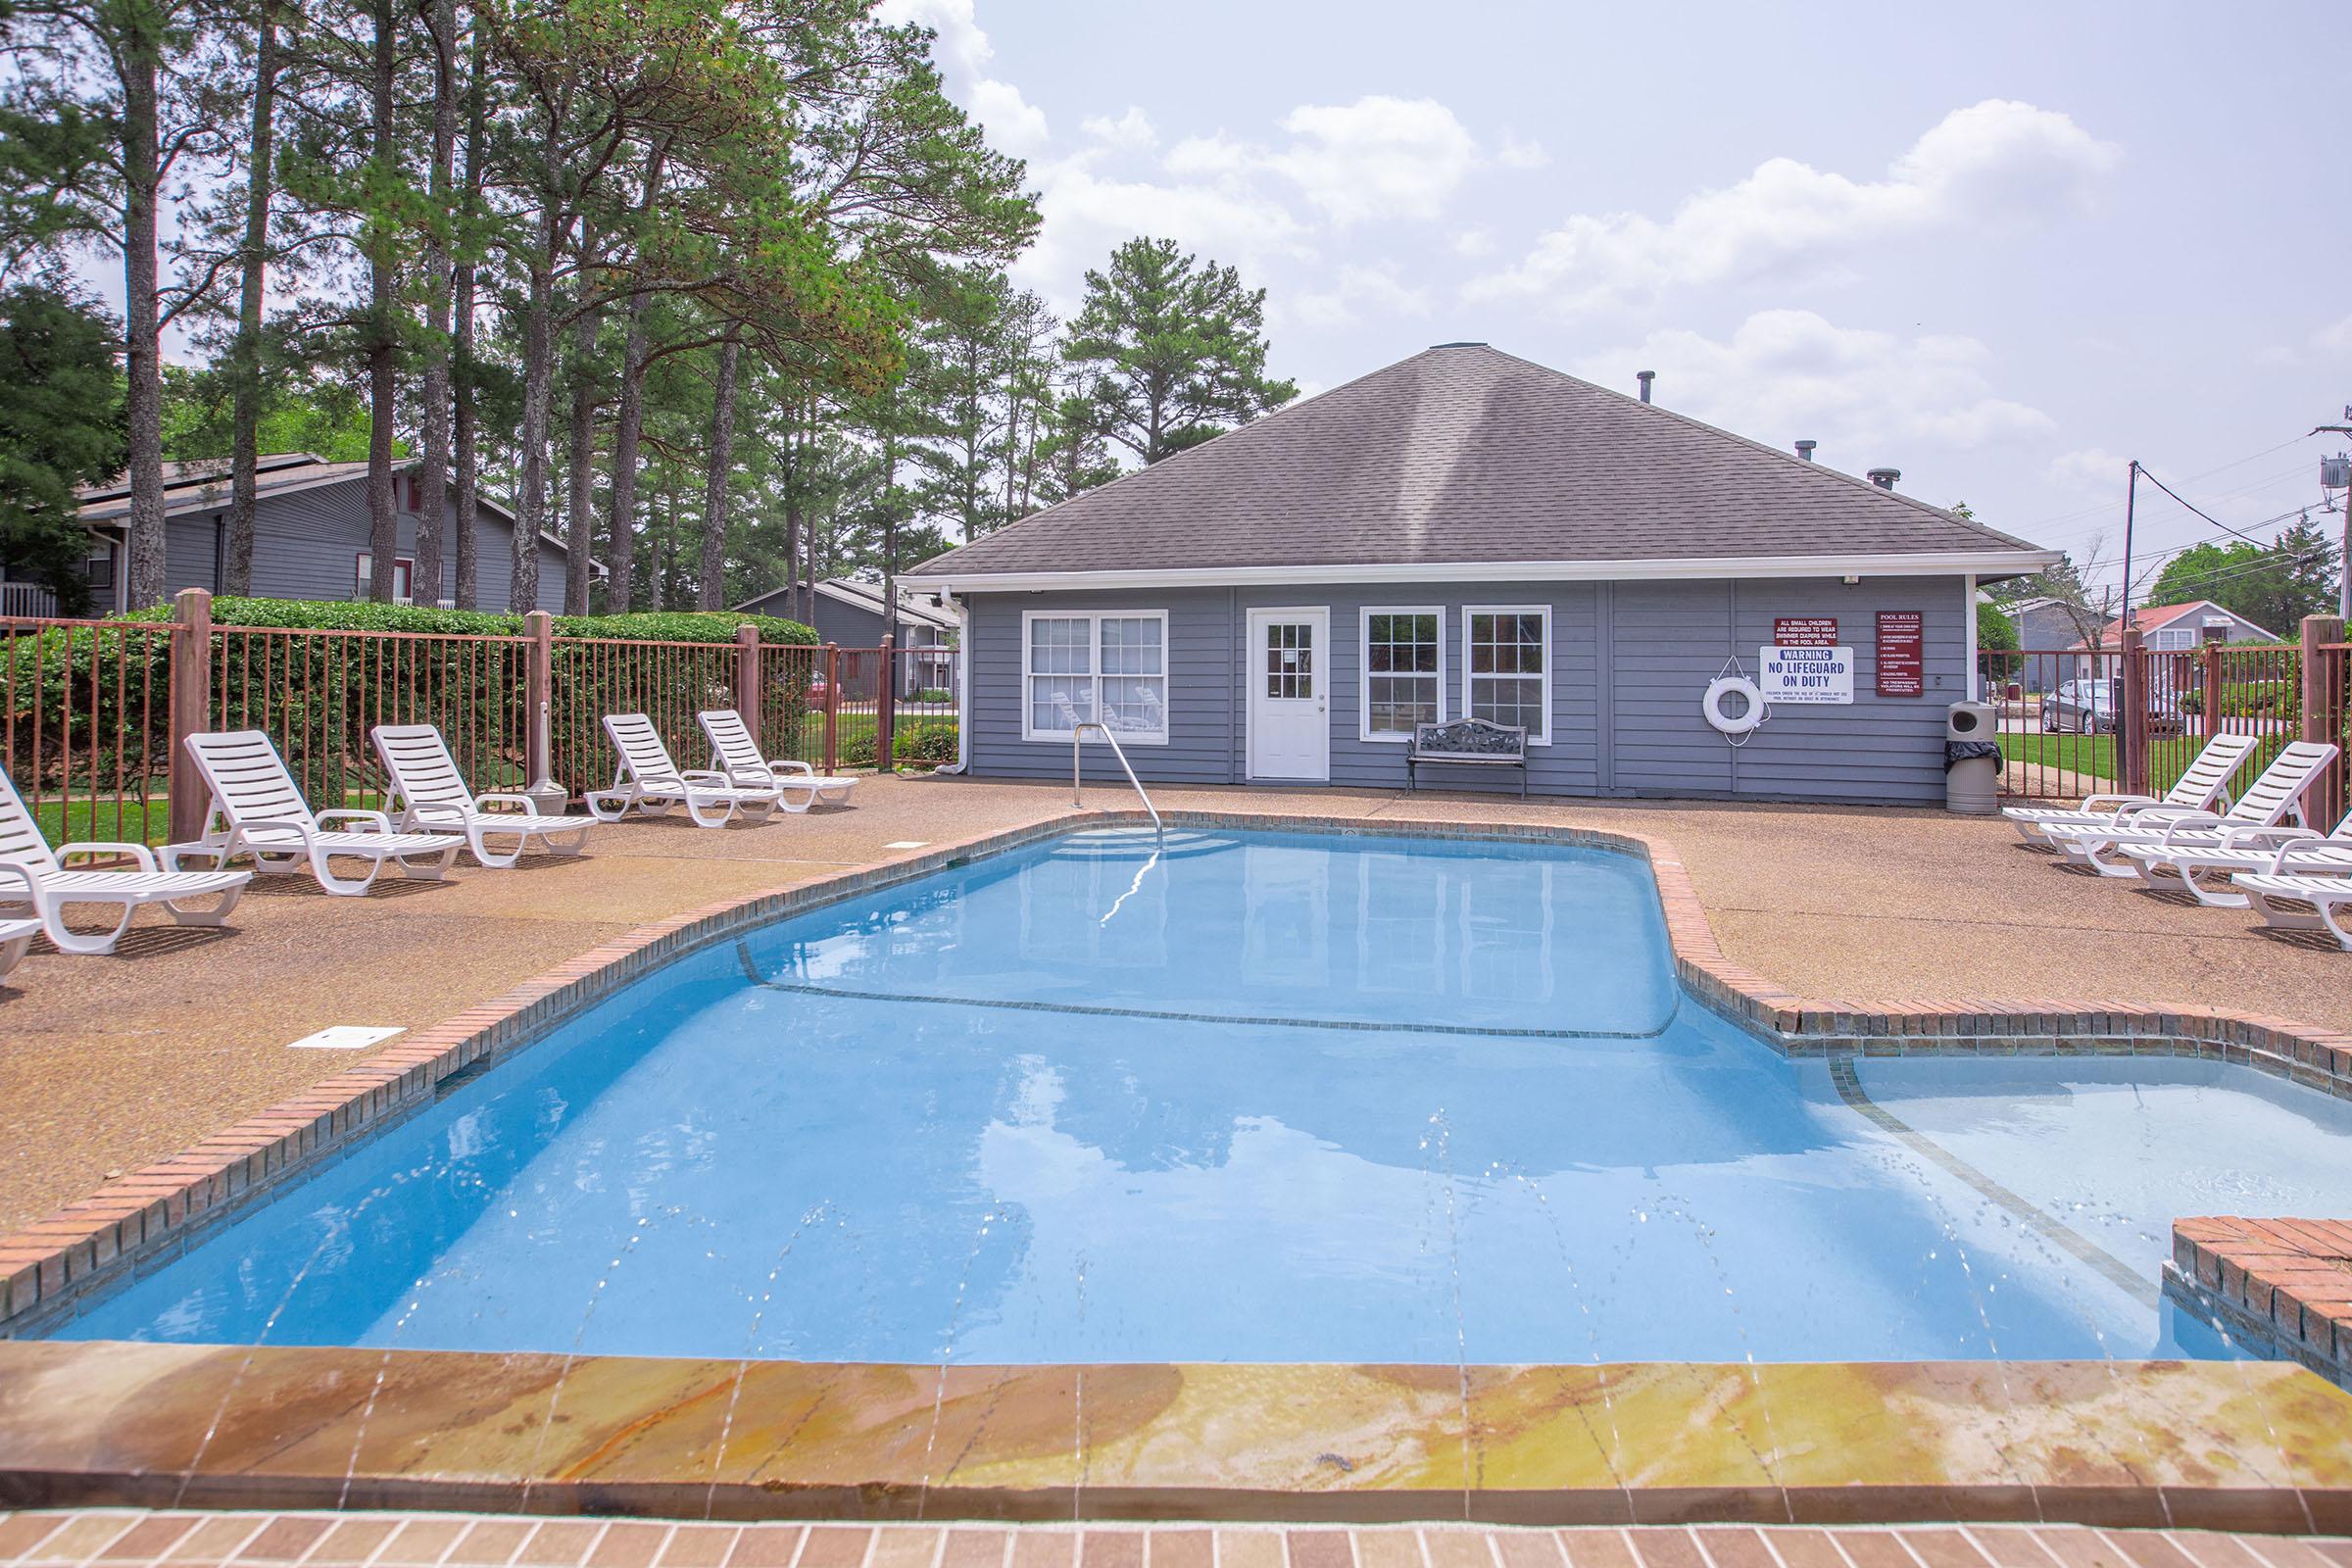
[1460,603,1553,746]
[1020,608,1170,745]
[1358,605,1446,743]
[356,551,416,606]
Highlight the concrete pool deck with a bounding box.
[4,775,2351,1238]
[3,781,2352,1528]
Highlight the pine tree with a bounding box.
[1062,236,1296,465]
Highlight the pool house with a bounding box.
[907,342,2059,806]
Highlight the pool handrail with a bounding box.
[1070,720,1162,838]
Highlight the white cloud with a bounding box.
[2317,315,2352,354]
[1470,99,2120,316]
[1574,310,2055,462]
[877,0,1048,153]
[876,0,989,76]
[1163,132,1256,181]
[1157,96,1485,227]
[1452,228,1494,259]
[1266,96,1482,225]
[968,76,1049,153]
[2050,446,2130,491]
[1081,107,1157,152]
[1284,264,1433,331]
[1496,131,1549,171]
[1014,158,1313,314]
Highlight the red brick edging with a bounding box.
[2171,1217,2352,1386]
[4,805,2349,1337]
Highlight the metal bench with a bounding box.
[1405,717,1529,797]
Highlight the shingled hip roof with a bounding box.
[907,343,2056,588]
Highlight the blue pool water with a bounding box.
[57,828,2352,1364]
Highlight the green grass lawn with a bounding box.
[32,795,172,846]
[794,708,957,767]
[1999,732,2118,781]
[25,786,392,848]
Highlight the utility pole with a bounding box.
[2316,410,2352,619]
[2120,459,2141,791]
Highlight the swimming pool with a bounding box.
[55,827,2352,1365]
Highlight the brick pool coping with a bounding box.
[2169,1219,2352,1389]
[2,805,2350,1525]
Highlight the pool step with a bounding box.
[1046,828,1230,861]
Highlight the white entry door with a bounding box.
[1247,608,1330,781]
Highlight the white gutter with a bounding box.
[909,549,2061,595]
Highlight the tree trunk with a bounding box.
[513,241,555,612]
[414,0,457,609]
[564,301,599,614]
[603,141,667,617]
[121,26,167,609]
[224,2,278,598]
[450,17,485,610]
[605,287,650,613]
[697,337,741,611]
[779,393,801,624]
[364,0,399,603]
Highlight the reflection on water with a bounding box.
[51,831,2345,1366]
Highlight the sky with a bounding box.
[881,0,2351,607]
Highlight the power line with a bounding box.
[2065,499,2328,602]
[2017,432,2320,535]
[2133,466,2293,548]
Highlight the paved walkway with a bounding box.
[4,777,2349,1233]
[0,1513,2346,1568]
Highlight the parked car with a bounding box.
[2039,679,2184,735]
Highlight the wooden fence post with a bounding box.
[2201,641,2222,740]
[2303,614,2346,828]
[166,587,213,846]
[2120,625,2148,798]
[821,643,840,775]
[524,610,556,805]
[875,635,896,773]
[734,622,760,735]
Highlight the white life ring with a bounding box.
[1703,675,1765,736]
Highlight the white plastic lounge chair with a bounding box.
[0,914,35,979]
[2003,732,2258,842]
[2117,808,2352,907]
[696,709,858,809]
[584,713,785,828]
[371,724,595,868]
[2035,741,2338,878]
[2236,872,2352,951]
[0,770,248,955]
[177,729,462,896]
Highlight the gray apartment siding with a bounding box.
[737,586,949,650]
[87,478,567,613]
[962,574,1970,805]
[2011,602,2083,693]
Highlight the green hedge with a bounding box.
[115,596,815,645]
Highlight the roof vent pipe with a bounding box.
[1636,370,1654,404]
[1794,440,1817,463]
[1866,466,1900,491]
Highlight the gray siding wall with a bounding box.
[109,477,569,614]
[737,586,948,649]
[963,575,1970,805]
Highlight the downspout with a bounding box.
[1964,573,1979,700]
[937,589,970,775]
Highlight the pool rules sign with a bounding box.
[1876,611,1925,697]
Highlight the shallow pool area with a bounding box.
[53,827,2352,1365]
